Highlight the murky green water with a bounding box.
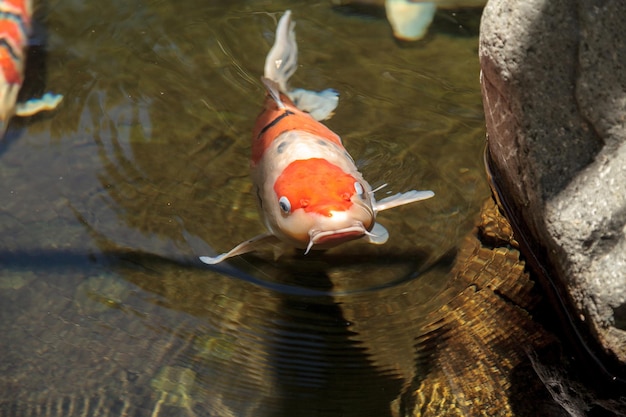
[0,1,487,416]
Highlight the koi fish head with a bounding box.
[268,158,375,252]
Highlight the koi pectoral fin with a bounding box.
[287,88,339,121]
[366,222,389,245]
[199,232,279,265]
[374,190,434,212]
[15,93,63,117]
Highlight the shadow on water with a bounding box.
[84,225,452,416]
[117,256,448,417]
[0,243,449,416]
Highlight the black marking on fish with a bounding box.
[0,37,19,62]
[256,110,295,140]
[0,11,28,61]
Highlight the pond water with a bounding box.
[0,1,487,416]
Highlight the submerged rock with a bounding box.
[401,199,626,416]
[480,0,626,375]
[401,199,558,416]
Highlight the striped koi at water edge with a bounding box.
[200,10,434,265]
[0,0,62,135]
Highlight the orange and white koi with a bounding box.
[200,10,434,264]
[0,0,62,134]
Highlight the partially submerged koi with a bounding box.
[200,10,434,264]
[0,0,62,135]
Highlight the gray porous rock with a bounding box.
[479,0,626,368]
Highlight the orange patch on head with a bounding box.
[274,159,357,216]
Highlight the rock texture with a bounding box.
[480,0,626,370]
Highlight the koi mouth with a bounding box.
[305,222,376,254]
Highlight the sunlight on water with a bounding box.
[0,0,487,416]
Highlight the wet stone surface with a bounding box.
[480,0,626,371]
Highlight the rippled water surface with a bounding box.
[0,1,487,416]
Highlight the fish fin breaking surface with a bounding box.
[199,233,279,265]
[15,93,63,116]
[287,88,339,121]
[375,190,434,213]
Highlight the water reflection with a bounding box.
[0,0,489,416]
[92,249,452,417]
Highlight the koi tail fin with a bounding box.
[261,77,286,110]
[263,10,339,121]
[264,10,297,93]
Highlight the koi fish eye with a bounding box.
[354,182,365,198]
[278,196,291,213]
